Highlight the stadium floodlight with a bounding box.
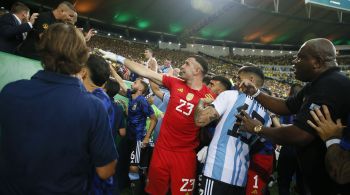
[178,43,181,46]
[107,33,111,36]
[133,38,136,41]
[232,48,235,51]
[119,35,122,38]
[159,40,162,43]
[289,51,292,54]
[146,40,148,43]
[169,42,172,45]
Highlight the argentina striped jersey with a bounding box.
[203,90,271,187]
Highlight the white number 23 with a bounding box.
[175,99,194,116]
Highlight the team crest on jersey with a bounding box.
[177,88,184,93]
[42,23,49,30]
[132,103,137,110]
[251,189,258,194]
[205,94,213,99]
[186,93,194,101]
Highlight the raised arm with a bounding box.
[149,80,165,100]
[239,79,291,115]
[143,114,157,146]
[109,64,128,96]
[100,49,163,85]
[237,111,314,146]
[194,98,220,127]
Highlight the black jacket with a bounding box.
[0,13,31,54]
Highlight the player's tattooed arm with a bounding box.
[195,98,220,127]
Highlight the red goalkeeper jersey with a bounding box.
[156,75,216,152]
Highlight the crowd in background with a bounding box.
[88,36,307,98]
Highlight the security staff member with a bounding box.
[17,1,76,60]
[237,38,350,194]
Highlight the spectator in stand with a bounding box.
[0,23,117,194]
[18,1,77,60]
[159,59,173,74]
[0,2,38,54]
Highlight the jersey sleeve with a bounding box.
[212,91,233,116]
[89,101,118,167]
[162,75,182,91]
[140,98,154,117]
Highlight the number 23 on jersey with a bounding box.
[176,99,195,116]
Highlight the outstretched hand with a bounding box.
[29,13,39,24]
[236,111,263,133]
[98,49,117,62]
[307,105,345,141]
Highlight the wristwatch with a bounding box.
[253,124,263,134]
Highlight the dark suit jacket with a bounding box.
[0,13,32,54]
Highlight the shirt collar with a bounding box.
[12,14,21,24]
[32,70,84,87]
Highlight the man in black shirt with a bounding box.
[17,1,76,59]
[236,38,350,194]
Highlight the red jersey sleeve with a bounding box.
[162,75,183,91]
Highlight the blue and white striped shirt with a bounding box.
[203,90,271,187]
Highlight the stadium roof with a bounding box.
[6,0,350,47]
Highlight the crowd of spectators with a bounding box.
[226,54,295,66]
[88,35,310,98]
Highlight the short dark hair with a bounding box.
[145,48,153,54]
[105,78,120,98]
[211,76,232,90]
[38,23,89,75]
[238,66,265,86]
[202,76,212,85]
[11,2,29,14]
[190,55,208,75]
[86,54,110,87]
